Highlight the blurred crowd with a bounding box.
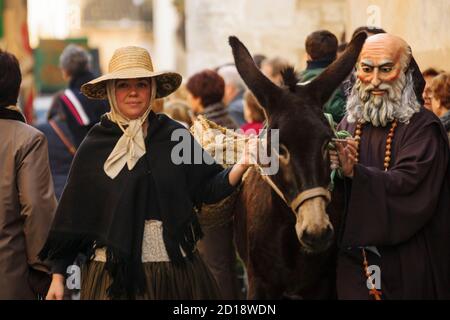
[36,28,450,201]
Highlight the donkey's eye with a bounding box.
[279,144,290,164]
[279,144,288,156]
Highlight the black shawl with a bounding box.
[39,111,235,299]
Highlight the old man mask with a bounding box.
[347,34,422,127]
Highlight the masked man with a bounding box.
[332,34,450,299]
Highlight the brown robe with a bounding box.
[336,108,450,299]
[0,119,57,299]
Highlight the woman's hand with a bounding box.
[45,274,65,300]
[239,136,259,167]
[335,139,359,178]
[229,137,259,186]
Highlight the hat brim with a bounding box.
[81,67,182,100]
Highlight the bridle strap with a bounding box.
[290,187,331,213]
[256,166,331,215]
[259,171,289,204]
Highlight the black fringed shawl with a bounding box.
[39,111,236,299]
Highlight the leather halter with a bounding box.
[290,187,331,212]
[246,122,333,216]
[256,165,331,215]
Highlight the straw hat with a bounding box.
[81,46,182,100]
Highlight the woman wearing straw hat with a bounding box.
[39,46,254,300]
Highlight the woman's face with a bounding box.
[115,78,152,119]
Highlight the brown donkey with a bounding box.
[230,33,367,299]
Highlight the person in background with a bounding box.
[47,44,108,146]
[241,90,265,136]
[152,98,165,113]
[299,30,346,123]
[217,65,247,126]
[37,44,108,199]
[252,54,267,69]
[430,72,450,143]
[0,49,57,300]
[164,99,193,129]
[422,68,441,111]
[261,56,289,87]
[168,83,190,103]
[186,69,238,130]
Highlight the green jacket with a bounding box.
[300,67,347,123]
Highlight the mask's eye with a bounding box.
[361,66,373,73]
[381,66,393,73]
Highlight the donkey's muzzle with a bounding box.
[299,225,334,252]
[295,196,334,253]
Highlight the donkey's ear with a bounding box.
[307,32,367,106]
[229,36,282,115]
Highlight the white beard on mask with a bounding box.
[346,70,421,127]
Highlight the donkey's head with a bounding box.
[229,33,366,253]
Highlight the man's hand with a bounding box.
[335,139,359,178]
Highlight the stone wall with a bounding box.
[345,0,450,71]
[185,0,347,76]
[185,0,450,77]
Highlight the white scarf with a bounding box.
[104,79,156,179]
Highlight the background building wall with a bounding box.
[185,0,347,76]
[185,0,450,76]
[345,0,450,71]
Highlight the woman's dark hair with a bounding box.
[186,70,225,107]
[0,49,22,107]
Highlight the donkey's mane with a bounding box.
[281,66,300,93]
